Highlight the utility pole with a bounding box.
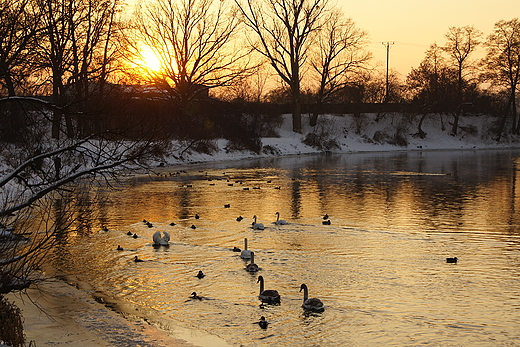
[382,42,394,102]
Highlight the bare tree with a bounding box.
[235,0,330,133]
[130,0,250,105]
[0,0,41,96]
[68,0,123,107]
[483,18,520,139]
[309,9,371,126]
[443,25,481,135]
[406,43,458,109]
[35,0,123,139]
[0,96,168,298]
[213,63,270,102]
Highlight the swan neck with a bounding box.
[302,287,308,301]
[244,238,248,250]
[259,277,264,293]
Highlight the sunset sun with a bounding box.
[139,45,162,72]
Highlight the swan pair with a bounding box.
[256,276,325,312]
[252,213,288,228]
[152,231,170,246]
[240,239,259,272]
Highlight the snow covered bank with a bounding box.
[160,113,520,167]
[5,267,232,347]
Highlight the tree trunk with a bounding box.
[512,89,519,135]
[309,101,321,127]
[292,102,302,133]
[51,82,61,140]
[496,95,513,142]
[451,111,460,136]
[291,84,302,133]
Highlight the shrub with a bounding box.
[303,132,340,151]
[0,296,25,347]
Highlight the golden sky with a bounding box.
[337,0,520,76]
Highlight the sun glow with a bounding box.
[138,45,162,73]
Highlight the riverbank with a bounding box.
[158,113,520,167]
[5,266,232,347]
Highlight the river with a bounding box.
[49,149,520,346]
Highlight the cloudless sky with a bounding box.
[337,0,520,76]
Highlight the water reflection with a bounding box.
[50,150,520,346]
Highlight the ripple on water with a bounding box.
[50,151,520,346]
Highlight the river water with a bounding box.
[49,149,520,346]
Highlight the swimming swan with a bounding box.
[257,275,280,304]
[274,212,288,225]
[152,231,170,246]
[246,251,259,272]
[299,284,324,312]
[252,215,265,230]
[240,238,252,259]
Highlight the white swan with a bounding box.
[240,238,252,259]
[252,215,265,230]
[246,251,259,272]
[299,284,324,312]
[274,212,288,225]
[152,231,170,246]
[257,275,280,304]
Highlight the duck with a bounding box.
[169,222,176,226]
[240,238,252,259]
[134,256,144,262]
[152,231,170,246]
[232,246,241,252]
[196,270,205,279]
[117,245,124,251]
[257,276,280,304]
[446,257,458,263]
[323,214,329,220]
[195,214,200,219]
[299,284,324,312]
[127,231,133,236]
[274,212,288,225]
[190,292,203,300]
[245,252,259,272]
[190,225,197,229]
[236,216,244,222]
[322,220,331,225]
[258,316,269,329]
[252,215,265,230]
[101,226,109,232]
[132,233,139,238]
[224,204,231,208]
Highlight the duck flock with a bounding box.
[106,171,457,331]
[112,209,330,330]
